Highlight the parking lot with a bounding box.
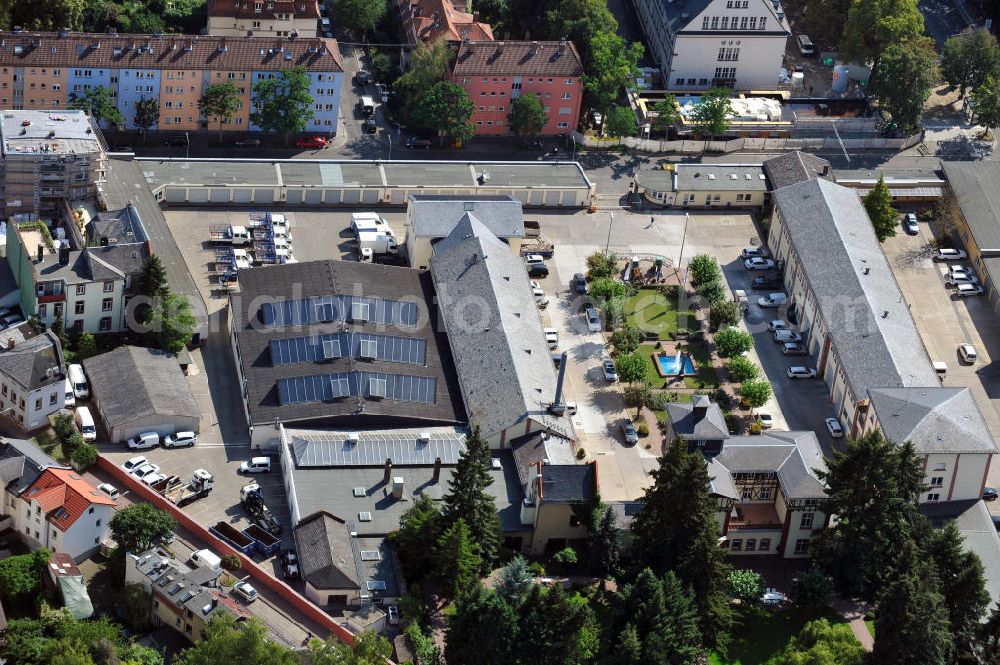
[882,218,1000,501]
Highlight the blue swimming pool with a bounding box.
[657,353,696,375]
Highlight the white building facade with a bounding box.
[632,0,791,91]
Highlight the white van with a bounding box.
[63,378,75,408]
[360,96,375,115]
[240,457,272,474]
[543,327,559,349]
[189,549,222,572]
[67,364,88,399]
[75,406,96,442]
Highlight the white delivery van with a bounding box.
[360,96,375,115]
[63,378,75,408]
[189,549,222,571]
[67,364,88,399]
[75,406,97,442]
[240,457,272,473]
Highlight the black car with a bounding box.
[163,136,189,147]
[354,71,370,86]
[405,136,433,149]
[528,265,549,278]
[363,116,378,134]
[751,275,782,290]
[984,486,998,501]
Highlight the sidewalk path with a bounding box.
[830,598,874,652]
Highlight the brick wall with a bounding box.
[96,456,359,649]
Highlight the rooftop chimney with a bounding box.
[383,457,393,483]
[36,243,44,262]
[432,456,442,483]
[548,351,569,415]
[392,476,405,500]
[58,244,71,266]
[692,393,710,416]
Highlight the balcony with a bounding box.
[727,503,783,531]
[37,292,66,304]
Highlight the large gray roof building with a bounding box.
[83,346,200,443]
[230,260,464,437]
[430,213,570,446]
[762,152,834,190]
[867,387,998,455]
[710,431,828,500]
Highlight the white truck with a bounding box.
[351,212,395,239]
[215,247,253,270]
[248,211,292,238]
[357,230,398,257]
[209,224,252,246]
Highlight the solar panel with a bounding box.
[360,550,381,561]
[276,372,436,406]
[270,333,426,367]
[366,580,386,590]
[260,295,418,328]
[358,511,372,522]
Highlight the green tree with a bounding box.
[68,86,122,128]
[688,254,721,286]
[149,292,196,353]
[199,81,243,143]
[0,617,47,664]
[514,584,593,665]
[413,81,475,146]
[405,622,444,665]
[870,37,938,135]
[250,66,315,145]
[650,95,679,135]
[727,356,759,383]
[496,555,532,605]
[863,174,898,242]
[840,0,925,72]
[542,0,618,68]
[873,541,953,665]
[619,568,701,664]
[119,584,153,633]
[472,0,510,28]
[614,352,647,384]
[606,105,638,138]
[46,639,96,665]
[508,93,548,138]
[370,50,395,83]
[109,503,176,555]
[709,300,740,331]
[814,430,926,600]
[739,379,772,414]
[53,412,77,444]
[586,251,618,280]
[978,606,1000,665]
[971,76,1000,135]
[804,0,852,45]
[612,326,642,354]
[76,332,97,360]
[728,569,764,604]
[692,88,732,139]
[941,29,999,97]
[613,623,643,665]
[631,440,733,651]
[175,614,299,665]
[309,630,392,665]
[5,0,86,31]
[445,584,516,665]
[434,519,484,597]
[393,39,451,125]
[132,96,160,141]
[135,255,170,301]
[590,277,627,302]
[588,502,621,578]
[714,326,753,358]
[583,32,643,114]
[389,493,442,580]
[0,549,50,604]
[792,568,833,608]
[442,426,501,569]
[120,643,165,665]
[776,618,866,665]
[71,442,97,470]
[331,0,387,38]
[924,521,990,645]
[698,280,726,306]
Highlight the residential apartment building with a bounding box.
[8,467,114,560]
[6,217,149,335]
[126,547,250,643]
[0,109,107,218]
[632,0,791,91]
[764,156,998,502]
[206,0,321,38]
[450,41,584,136]
[398,0,493,45]
[0,32,343,135]
[0,322,66,431]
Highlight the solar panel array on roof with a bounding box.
[277,371,436,405]
[260,295,419,328]
[269,332,427,367]
[290,429,466,467]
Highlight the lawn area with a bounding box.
[865,620,875,638]
[638,343,720,390]
[625,287,698,339]
[709,607,849,665]
[32,427,68,464]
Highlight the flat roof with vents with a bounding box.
[233,259,464,428]
[673,164,768,192]
[286,426,467,467]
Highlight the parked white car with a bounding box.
[959,343,978,364]
[122,455,149,473]
[141,472,166,486]
[621,418,639,444]
[231,582,258,603]
[757,414,774,429]
[825,417,844,438]
[126,432,160,450]
[164,431,198,448]
[741,247,767,259]
[935,248,968,261]
[132,463,161,481]
[773,330,803,343]
[96,483,120,500]
[786,366,817,379]
[767,320,789,332]
[603,359,617,381]
[585,306,602,332]
[946,274,979,287]
[758,293,787,308]
[744,257,776,270]
[955,283,984,297]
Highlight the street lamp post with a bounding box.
[678,212,691,285]
[386,129,392,161]
[571,135,577,161]
[604,211,615,255]
[185,131,190,160]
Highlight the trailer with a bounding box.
[214,247,252,270]
[209,521,255,555]
[164,469,214,507]
[253,242,295,265]
[241,483,282,535]
[150,475,182,495]
[249,211,292,236]
[243,524,281,557]
[524,220,542,238]
[208,224,252,246]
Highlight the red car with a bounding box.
[295,136,327,149]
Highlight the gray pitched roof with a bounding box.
[541,463,596,503]
[510,432,577,486]
[0,325,63,391]
[711,432,828,499]
[430,214,568,440]
[232,260,464,428]
[666,0,790,34]
[407,195,525,240]
[293,511,362,591]
[868,387,999,454]
[771,178,939,398]
[665,397,730,442]
[940,162,1000,252]
[88,202,149,245]
[706,456,739,499]
[763,151,833,190]
[87,245,149,278]
[0,437,63,496]
[920,499,1000,613]
[82,346,199,428]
